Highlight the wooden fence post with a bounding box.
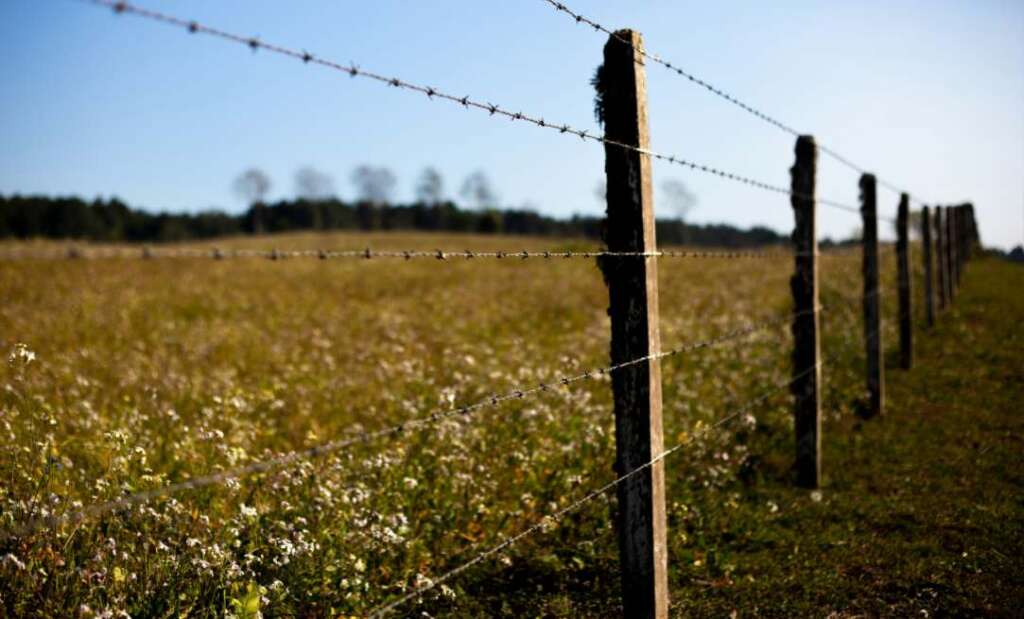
[965,203,977,259]
[921,206,935,328]
[896,194,912,369]
[789,135,821,488]
[597,29,669,619]
[946,203,957,302]
[952,206,961,288]
[960,206,970,267]
[957,205,967,280]
[936,207,948,310]
[860,174,884,417]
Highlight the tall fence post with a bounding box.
[965,203,978,259]
[936,207,948,310]
[946,203,957,302]
[921,206,935,327]
[860,174,884,417]
[952,206,961,288]
[597,29,669,619]
[896,194,913,369]
[789,135,821,488]
[961,206,971,268]
[957,205,967,281]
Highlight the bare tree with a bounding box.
[416,167,445,206]
[351,165,397,206]
[294,166,336,201]
[234,168,271,204]
[233,168,272,234]
[660,179,697,222]
[459,170,498,210]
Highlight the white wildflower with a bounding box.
[8,344,36,365]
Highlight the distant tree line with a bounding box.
[0,165,796,247]
[0,193,797,248]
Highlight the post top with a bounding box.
[794,135,817,159]
[606,29,644,54]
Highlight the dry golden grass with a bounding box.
[0,231,918,617]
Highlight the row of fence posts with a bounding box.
[594,30,978,618]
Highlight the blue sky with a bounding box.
[1,0,1022,249]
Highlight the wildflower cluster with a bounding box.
[0,232,896,615]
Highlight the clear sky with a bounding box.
[2,0,1022,249]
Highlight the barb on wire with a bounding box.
[540,0,928,207]
[368,360,823,617]
[81,0,857,211]
[3,308,807,540]
[0,246,799,261]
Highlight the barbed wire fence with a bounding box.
[0,0,982,616]
[540,0,929,209]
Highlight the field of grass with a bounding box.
[0,231,1019,617]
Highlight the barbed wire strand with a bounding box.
[0,246,805,261]
[2,244,904,261]
[540,0,929,207]
[2,307,816,540]
[79,0,863,215]
[368,360,822,617]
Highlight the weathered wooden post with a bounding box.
[959,206,969,267]
[596,29,669,619]
[936,207,948,309]
[951,206,961,288]
[946,203,957,302]
[965,203,978,259]
[957,205,967,279]
[789,135,821,488]
[921,206,935,327]
[860,174,884,417]
[896,194,913,369]
[958,207,966,266]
